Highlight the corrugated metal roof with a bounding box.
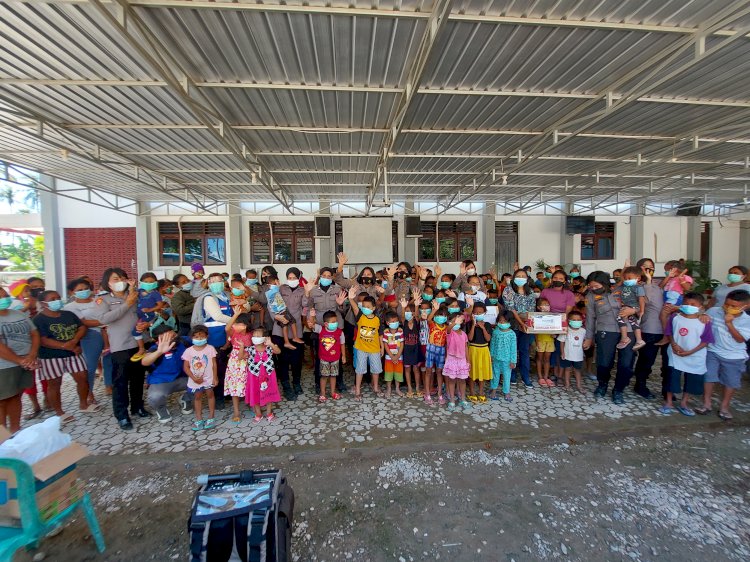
[0,0,748,212]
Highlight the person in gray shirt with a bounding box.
[93,267,151,431]
[584,271,637,406]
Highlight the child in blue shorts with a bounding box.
[699,289,750,420]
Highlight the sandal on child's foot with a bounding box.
[318,395,327,403]
[231,416,241,425]
[267,413,275,421]
[354,393,362,401]
[204,418,216,429]
[632,340,647,351]
[694,406,712,415]
[331,393,342,400]
[447,401,456,411]
[192,420,205,431]
[253,415,263,423]
[438,394,446,405]
[478,395,487,402]
[490,394,499,401]
[424,395,433,405]
[615,338,631,350]
[504,394,513,402]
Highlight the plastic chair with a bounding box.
[0,458,105,561]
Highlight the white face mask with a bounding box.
[251,336,265,345]
[470,284,480,292]
[112,281,127,293]
[466,268,476,276]
[287,279,300,289]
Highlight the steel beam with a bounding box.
[88,0,294,212]
[24,1,750,38]
[437,3,750,213]
[3,78,749,109]
[365,0,454,214]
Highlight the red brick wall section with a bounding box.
[64,227,137,286]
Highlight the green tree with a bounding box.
[0,235,44,271]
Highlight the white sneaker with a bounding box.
[179,396,191,415]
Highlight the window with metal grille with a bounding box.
[419,221,477,262]
[249,221,315,264]
[334,220,399,262]
[580,222,615,260]
[158,222,226,266]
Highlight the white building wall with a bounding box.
[705,218,741,280]
[37,187,749,286]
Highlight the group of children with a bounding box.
[340,284,591,411]
[139,259,749,427]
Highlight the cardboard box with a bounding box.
[525,312,568,334]
[0,426,89,523]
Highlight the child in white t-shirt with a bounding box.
[557,310,586,393]
[181,325,218,431]
[660,292,714,417]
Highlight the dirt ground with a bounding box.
[13,419,750,562]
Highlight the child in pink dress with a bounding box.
[443,313,471,412]
[245,328,282,422]
[224,311,253,425]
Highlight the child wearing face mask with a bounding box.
[265,274,302,350]
[182,325,218,430]
[224,310,254,424]
[245,328,282,421]
[467,302,492,402]
[400,299,422,398]
[535,298,555,387]
[614,266,647,351]
[381,311,404,398]
[424,302,450,404]
[660,292,714,416]
[318,310,346,402]
[490,311,516,401]
[131,272,167,361]
[557,310,586,393]
[349,287,383,400]
[443,313,471,411]
[417,300,431,391]
[459,275,487,305]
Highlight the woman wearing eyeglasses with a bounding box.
[632,258,668,400]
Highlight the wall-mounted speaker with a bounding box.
[405,216,422,237]
[314,216,331,238]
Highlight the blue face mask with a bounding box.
[568,320,583,329]
[326,322,338,331]
[451,323,462,331]
[140,281,158,291]
[436,297,446,304]
[544,272,553,279]
[74,289,92,300]
[498,323,511,330]
[46,300,63,312]
[245,278,258,287]
[448,307,460,314]
[192,338,207,346]
[388,321,400,330]
[360,307,373,316]
[727,273,743,283]
[404,311,413,321]
[422,294,433,301]
[434,315,447,325]
[514,278,528,287]
[570,272,580,278]
[680,304,700,315]
[440,281,451,290]
[623,279,637,287]
[488,298,498,305]
[181,282,193,292]
[231,287,245,297]
[381,281,388,289]
[0,297,12,310]
[405,277,413,283]
[209,281,225,294]
[473,314,485,322]
[319,278,333,287]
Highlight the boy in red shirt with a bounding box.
[317,310,346,402]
